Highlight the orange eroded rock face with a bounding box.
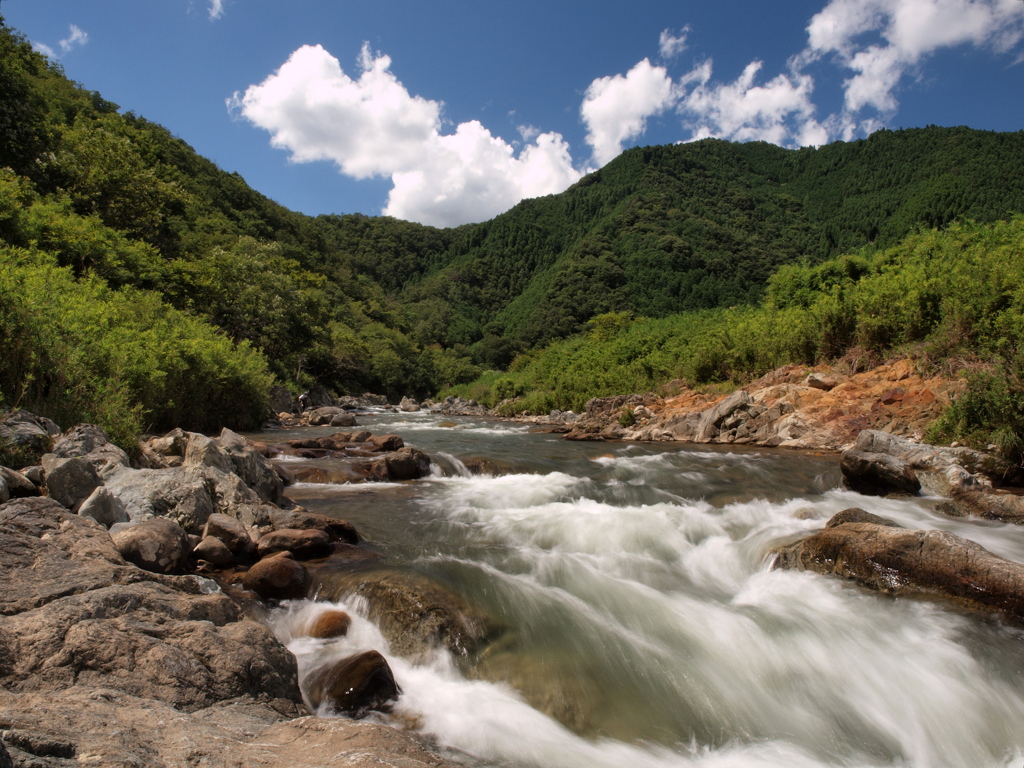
[597,358,962,451]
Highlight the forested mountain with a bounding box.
[2,15,1024,449]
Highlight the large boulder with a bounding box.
[104,464,275,533]
[50,424,130,476]
[304,651,401,717]
[0,466,39,498]
[771,509,1024,622]
[76,485,129,528]
[313,567,495,658]
[111,517,192,574]
[41,454,103,512]
[840,449,922,496]
[399,397,420,413]
[0,410,60,462]
[369,446,432,482]
[215,428,284,504]
[204,512,257,560]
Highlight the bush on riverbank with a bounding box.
[446,218,1024,455]
[0,252,273,448]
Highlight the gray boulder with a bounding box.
[41,454,103,512]
[193,535,236,567]
[215,427,284,504]
[204,512,257,559]
[76,485,129,528]
[50,424,130,475]
[0,410,60,460]
[1,466,39,498]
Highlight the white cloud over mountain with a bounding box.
[230,44,582,227]
[32,24,89,59]
[234,0,1024,226]
[580,58,677,165]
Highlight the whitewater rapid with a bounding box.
[264,413,1024,768]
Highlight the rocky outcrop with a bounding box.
[561,359,957,449]
[0,409,61,461]
[772,509,1024,623]
[0,499,299,709]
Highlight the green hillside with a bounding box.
[2,14,1024,453]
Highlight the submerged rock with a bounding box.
[313,567,495,658]
[771,509,1024,622]
[304,650,401,717]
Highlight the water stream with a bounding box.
[258,409,1024,768]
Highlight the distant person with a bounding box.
[298,392,311,412]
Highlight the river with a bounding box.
[257,408,1024,768]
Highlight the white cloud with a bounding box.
[659,27,690,59]
[209,0,225,21]
[580,58,677,165]
[230,43,582,227]
[679,59,827,146]
[58,24,88,54]
[806,0,1024,116]
[32,41,57,59]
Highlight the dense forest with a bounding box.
[2,16,1024,455]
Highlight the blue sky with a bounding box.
[5,0,1024,227]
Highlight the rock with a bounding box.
[314,567,494,658]
[0,688,458,768]
[50,424,130,475]
[215,428,284,504]
[243,552,307,601]
[183,432,234,475]
[772,511,1024,622]
[0,466,38,497]
[304,651,401,717]
[0,409,60,460]
[203,512,257,559]
[695,389,753,442]
[257,528,331,560]
[104,464,275,532]
[305,407,349,426]
[111,517,191,574]
[0,475,7,504]
[824,507,901,528]
[367,434,405,452]
[369,446,432,481]
[269,384,294,414]
[193,535,236,567]
[41,454,103,512]
[270,510,359,544]
[399,396,420,412]
[804,372,840,391]
[0,501,300,710]
[145,427,189,459]
[840,449,921,496]
[330,412,357,427]
[0,737,10,768]
[306,610,352,639]
[76,485,129,528]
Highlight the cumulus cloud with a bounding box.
[209,0,226,21]
[59,24,89,54]
[806,0,1024,116]
[32,24,88,59]
[659,27,690,59]
[679,59,828,146]
[580,58,678,165]
[230,43,582,227]
[31,41,57,58]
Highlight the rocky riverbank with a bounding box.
[556,358,960,450]
[0,410,464,768]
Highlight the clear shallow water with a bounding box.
[260,410,1024,768]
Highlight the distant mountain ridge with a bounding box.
[2,13,1024,434]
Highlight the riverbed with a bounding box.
[257,409,1024,768]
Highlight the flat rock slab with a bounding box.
[772,509,1024,622]
[0,689,461,768]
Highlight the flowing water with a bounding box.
[259,409,1024,768]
